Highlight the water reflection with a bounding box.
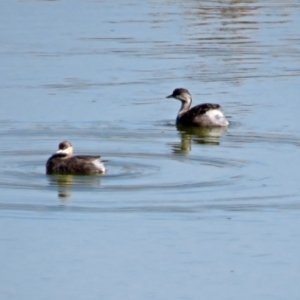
[193,0,259,21]
[47,174,101,198]
[171,126,227,154]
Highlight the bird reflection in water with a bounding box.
[171,125,228,154]
[47,174,101,198]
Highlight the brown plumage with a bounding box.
[46,141,106,175]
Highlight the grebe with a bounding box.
[46,141,106,175]
[166,88,229,127]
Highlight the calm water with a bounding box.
[1,1,300,299]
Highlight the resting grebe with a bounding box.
[46,141,106,175]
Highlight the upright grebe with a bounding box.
[166,88,229,127]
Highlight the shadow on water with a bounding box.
[171,125,228,154]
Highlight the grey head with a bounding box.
[166,88,192,103]
[56,140,73,157]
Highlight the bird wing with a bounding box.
[185,103,220,118]
[74,155,101,162]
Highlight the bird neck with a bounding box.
[178,98,192,115]
[54,153,70,159]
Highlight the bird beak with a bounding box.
[166,94,173,98]
[56,150,63,154]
